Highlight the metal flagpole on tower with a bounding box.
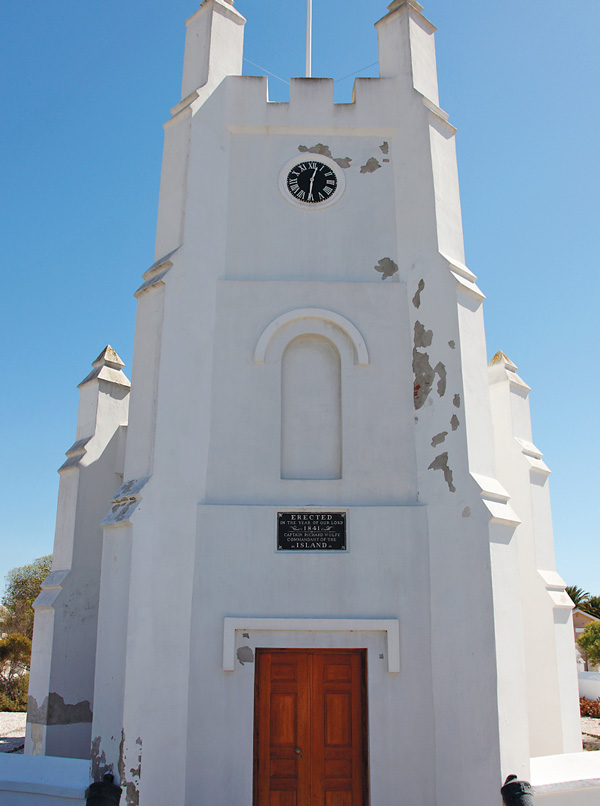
[306,0,312,77]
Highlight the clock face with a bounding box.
[286,160,338,205]
[279,155,345,209]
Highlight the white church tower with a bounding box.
[26,2,583,804]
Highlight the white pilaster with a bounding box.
[26,348,129,759]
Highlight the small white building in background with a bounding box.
[4,1,597,804]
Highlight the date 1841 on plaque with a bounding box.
[277,512,346,551]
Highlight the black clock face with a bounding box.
[286,160,338,204]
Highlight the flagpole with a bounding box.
[306,0,312,77]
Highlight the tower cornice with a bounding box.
[377,0,437,35]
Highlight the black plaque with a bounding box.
[277,512,346,551]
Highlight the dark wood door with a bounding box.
[254,649,368,806]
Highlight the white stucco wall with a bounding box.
[26,2,584,805]
[579,672,600,700]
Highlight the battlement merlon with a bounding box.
[178,1,439,113]
[181,0,245,101]
[376,0,439,105]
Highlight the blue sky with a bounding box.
[1,0,599,595]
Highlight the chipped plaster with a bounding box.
[237,646,254,665]
[412,279,425,308]
[27,693,92,726]
[374,257,398,280]
[428,452,456,493]
[360,157,381,173]
[298,143,352,169]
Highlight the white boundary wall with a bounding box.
[0,754,88,806]
[531,752,600,805]
[579,672,600,701]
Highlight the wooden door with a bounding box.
[254,649,368,806]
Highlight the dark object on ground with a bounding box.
[85,773,122,805]
[501,774,534,805]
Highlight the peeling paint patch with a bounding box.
[118,730,126,785]
[462,507,471,518]
[119,731,142,806]
[453,394,461,408]
[298,144,351,169]
[431,431,448,448]
[431,432,448,447]
[299,143,332,157]
[448,340,456,349]
[413,352,434,410]
[435,362,447,396]
[413,322,433,409]
[237,646,254,666]
[30,723,44,755]
[383,159,390,163]
[379,141,389,154]
[242,632,249,638]
[428,452,456,492]
[126,738,142,806]
[414,321,433,348]
[451,414,460,431]
[27,696,45,724]
[360,157,381,174]
[27,693,92,726]
[412,279,425,309]
[373,257,398,280]
[91,736,113,781]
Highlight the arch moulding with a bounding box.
[253,308,369,366]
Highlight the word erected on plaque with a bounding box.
[277,512,346,551]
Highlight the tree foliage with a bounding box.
[566,585,590,608]
[578,622,600,668]
[580,596,600,620]
[1,555,52,640]
[0,633,31,710]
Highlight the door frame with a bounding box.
[253,647,370,806]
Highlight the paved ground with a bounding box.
[582,716,600,750]
[0,712,26,754]
[0,712,598,754]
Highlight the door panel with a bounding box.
[254,649,368,806]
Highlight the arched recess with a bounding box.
[254,308,369,366]
[281,335,341,480]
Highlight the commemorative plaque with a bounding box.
[277,512,346,551]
